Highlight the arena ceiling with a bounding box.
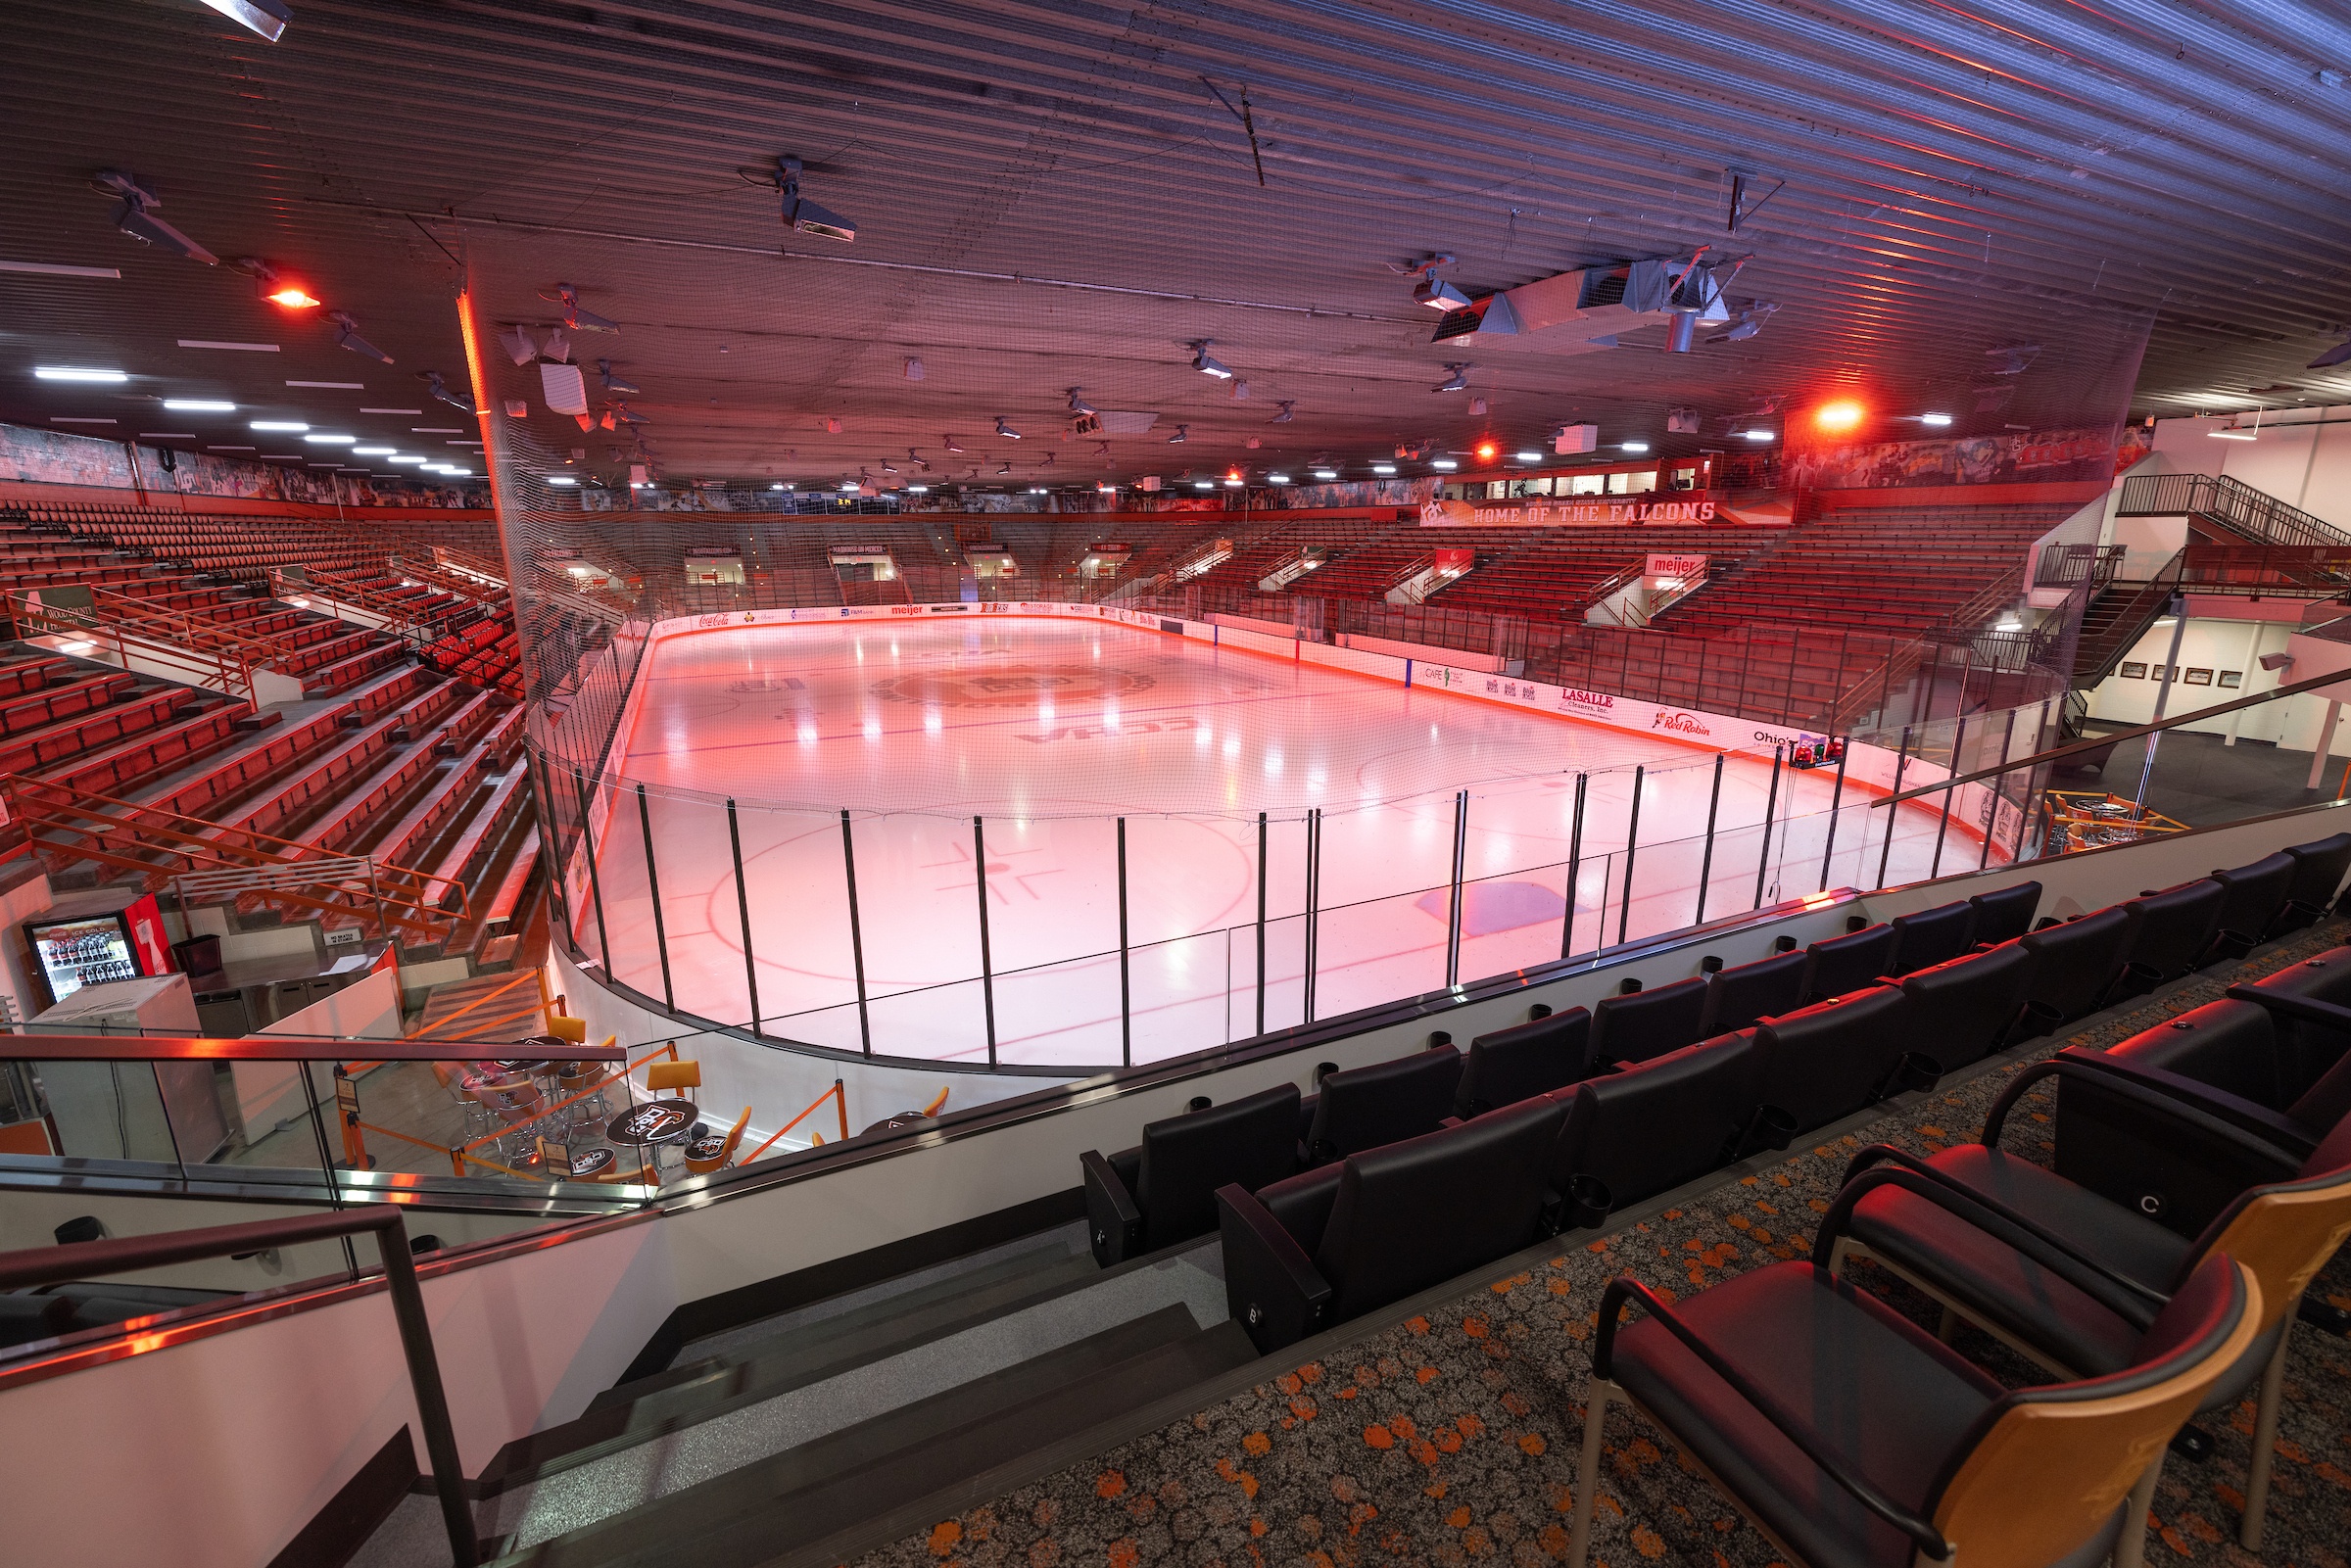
[7,0,2351,496]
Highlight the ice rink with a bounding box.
[579,616,1979,1067]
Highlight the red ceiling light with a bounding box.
[1813,400,1865,434]
[266,286,321,309]
[1474,440,1498,462]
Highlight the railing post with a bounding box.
[1445,790,1467,987]
[636,784,674,1011]
[973,816,996,1067]
[1752,744,1784,909]
[1617,767,1643,945]
[836,1077,848,1142]
[1561,772,1587,959]
[1876,727,1913,889]
[839,809,871,1055]
[1304,808,1320,1022]
[1116,817,1131,1065]
[728,798,763,1036]
[1817,737,1850,892]
[1930,712,1970,879]
[573,768,612,974]
[1252,811,1270,1035]
[1694,752,1724,923]
[1981,706,2022,872]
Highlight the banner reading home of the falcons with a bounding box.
[1417,496,1723,527]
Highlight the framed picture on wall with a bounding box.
[2148,664,2170,681]
[2219,670,2244,689]
[2120,661,2147,679]
[2184,668,2214,686]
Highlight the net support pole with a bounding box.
[1255,811,1269,1035]
[840,809,871,1056]
[1694,752,1724,924]
[1752,744,1784,910]
[574,769,612,976]
[1561,773,1587,960]
[728,798,762,1037]
[1446,790,1467,987]
[1876,727,1913,890]
[1117,817,1131,1067]
[1817,739,1849,892]
[636,784,674,1010]
[974,816,997,1067]
[1617,767,1643,946]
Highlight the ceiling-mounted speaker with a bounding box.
[1555,423,1599,454]
[540,362,590,415]
[1666,406,1701,434]
[1139,475,1162,492]
[503,399,528,418]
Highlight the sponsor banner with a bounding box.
[1645,552,1706,581]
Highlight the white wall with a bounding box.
[2080,610,2351,753]
[2150,406,2351,529]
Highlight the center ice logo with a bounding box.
[870,666,1158,708]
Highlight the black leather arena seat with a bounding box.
[1967,879,2042,946]
[2232,946,2351,1095]
[1799,923,1898,1004]
[2282,832,2351,929]
[1890,943,2035,1073]
[1081,1082,1300,1265]
[1455,1007,1590,1117]
[1298,1044,1462,1165]
[1549,1032,1761,1227]
[1218,1095,1566,1352]
[2013,905,2136,1034]
[1696,949,1808,1037]
[2209,852,2296,955]
[1751,984,1915,1134]
[1888,900,1977,975]
[1586,976,1707,1068]
[2119,879,2224,989]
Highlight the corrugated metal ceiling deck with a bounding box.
[5,0,2350,488]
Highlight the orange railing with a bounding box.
[744,1077,852,1164]
[1,771,470,941]
[5,588,273,705]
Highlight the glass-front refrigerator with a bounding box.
[24,914,140,1005]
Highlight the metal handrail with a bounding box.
[2117,471,2351,549]
[0,1209,478,1566]
[0,1032,625,1062]
[2,590,266,705]
[1872,657,2351,809]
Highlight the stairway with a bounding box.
[2070,554,2183,688]
[353,1224,1250,1568]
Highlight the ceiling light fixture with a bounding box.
[250,419,307,432]
[329,310,392,364]
[1271,401,1295,423]
[1431,457,1458,471]
[195,0,291,41]
[267,285,319,309]
[777,156,856,243]
[1190,340,1234,379]
[302,433,356,445]
[908,484,930,494]
[597,358,639,395]
[1169,424,1188,444]
[420,371,474,413]
[34,366,126,382]
[1919,412,1953,427]
[995,416,1021,440]
[1067,387,1098,416]
[1312,466,1337,480]
[178,339,276,352]
[1740,429,1776,443]
[1432,363,1469,393]
[1474,440,1498,462]
[547,475,579,486]
[1620,441,1650,453]
[1414,267,1471,310]
[546,284,617,334]
[1268,472,1291,483]
[352,445,396,455]
[1514,450,1543,462]
[943,436,964,453]
[0,260,120,278]
[1193,480,1216,491]
[91,170,216,265]
[1372,461,1397,475]
[1813,400,1865,433]
[386,454,426,464]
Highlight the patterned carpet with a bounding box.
[857,929,2351,1568]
